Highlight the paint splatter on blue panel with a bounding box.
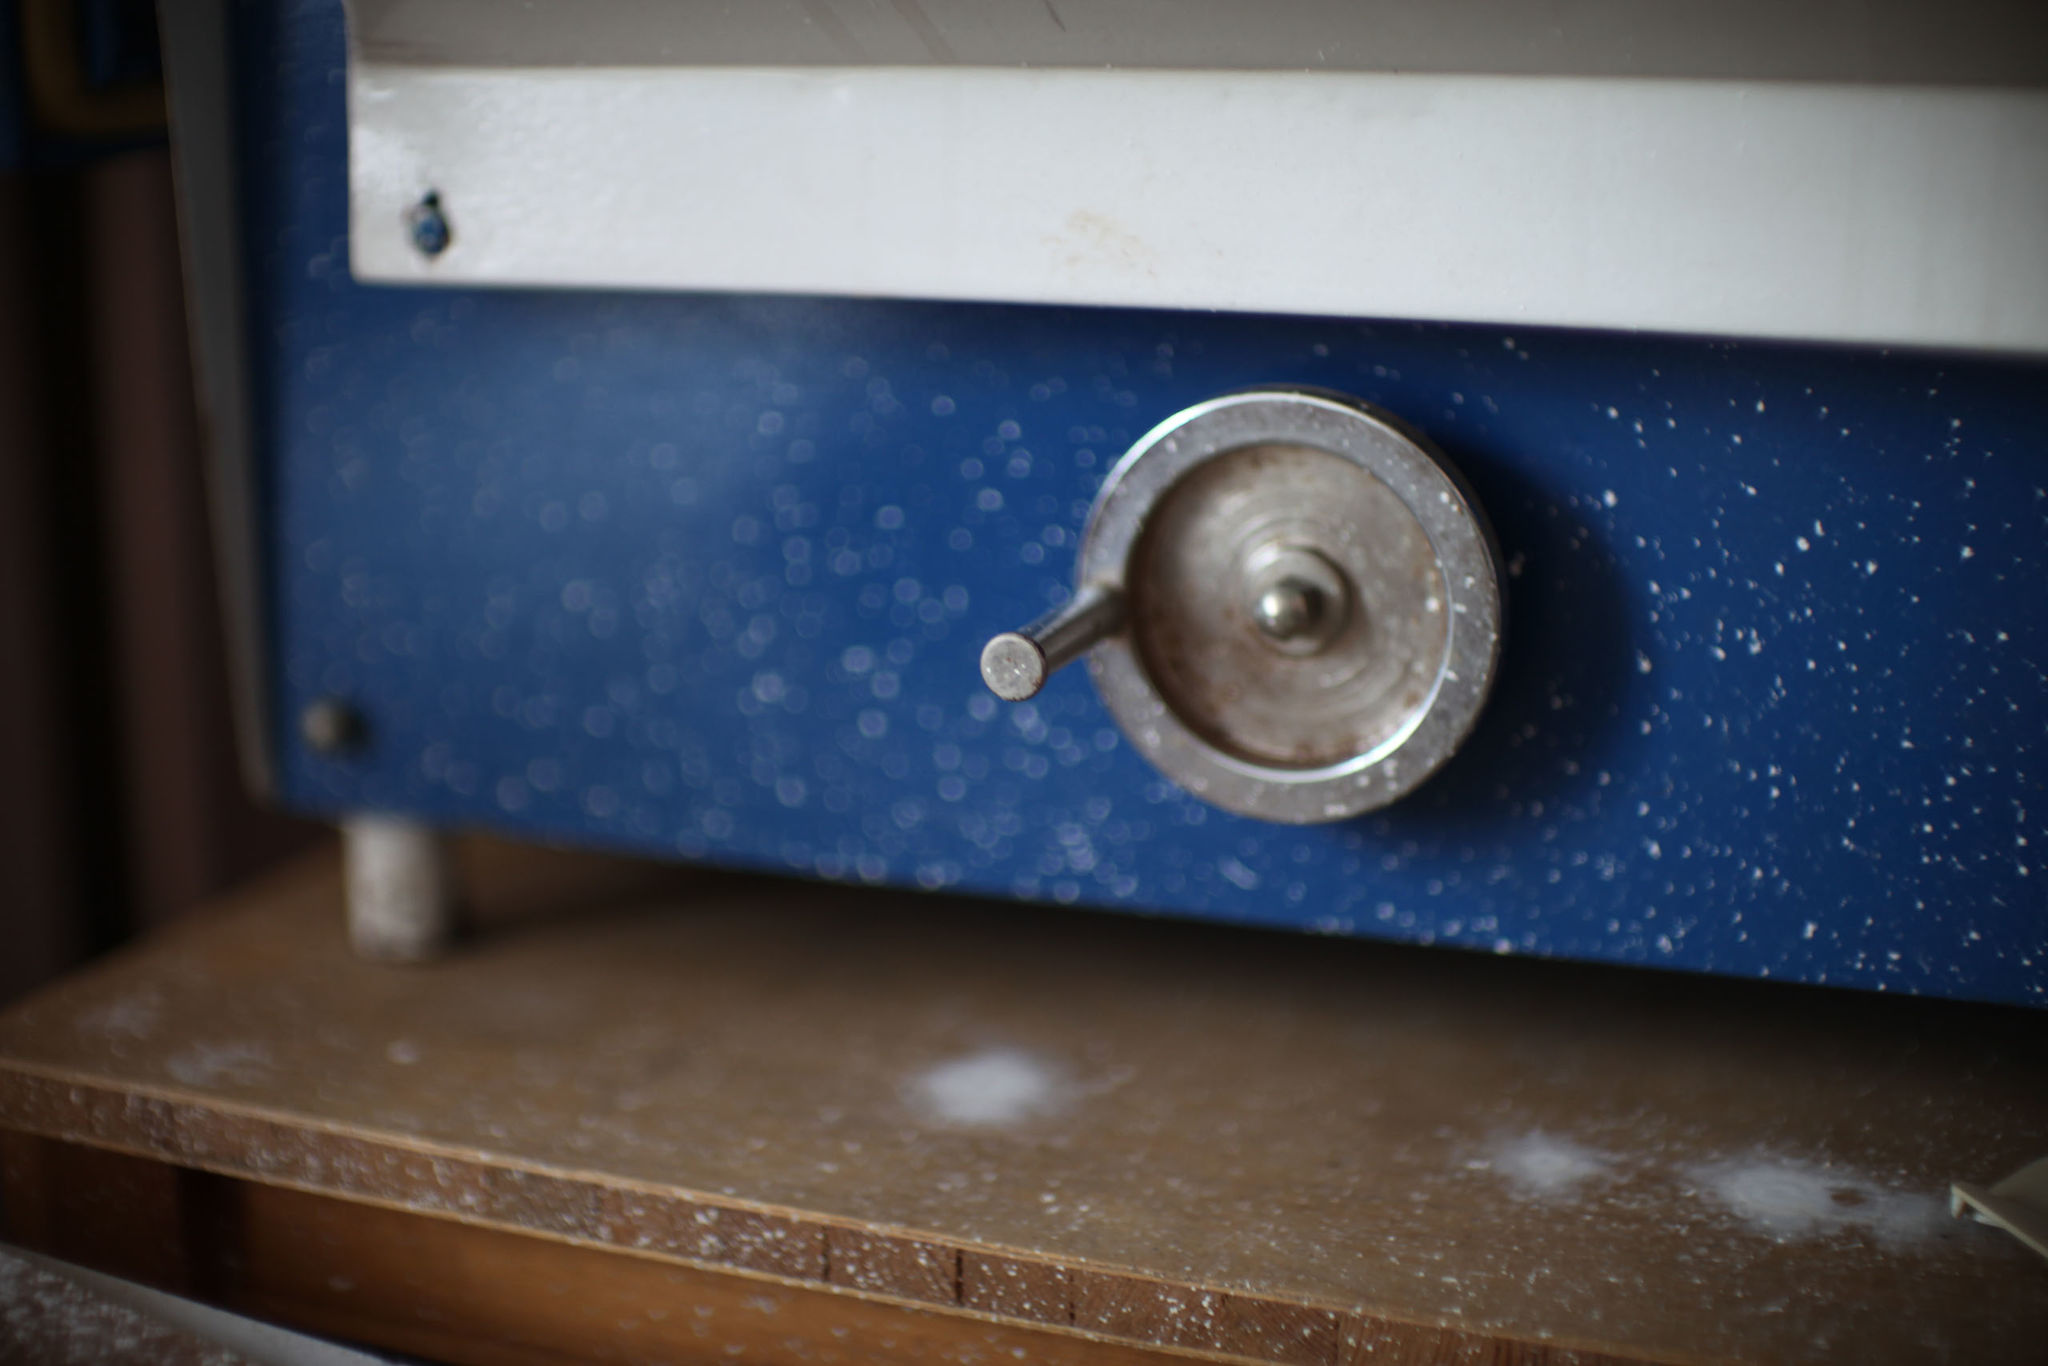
[247,2,2046,1005]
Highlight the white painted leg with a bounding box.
[342,815,457,962]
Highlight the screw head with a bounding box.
[300,698,365,756]
[1240,544,1352,656]
[1253,579,1326,642]
[405,191,451,258]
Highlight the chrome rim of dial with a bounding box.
[1077,389,1504,824]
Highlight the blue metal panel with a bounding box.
[244,1,2046,1004]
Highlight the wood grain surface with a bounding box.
[1,841,2043,1365]
[2,1136,1267,1366]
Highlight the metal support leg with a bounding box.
[342,816,457,962]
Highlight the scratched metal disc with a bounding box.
[1129,441,1451,770]
[1080,390,1504,823]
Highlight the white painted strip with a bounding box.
[349,66,2048,352]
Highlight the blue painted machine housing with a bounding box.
[243,2,2045,1005]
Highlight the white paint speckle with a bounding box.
[907,1048,1069,1126]
[1685,1154,1946,1246]
[76,992,160,1040]
[166,1040,273,1088]
[1477,1131,1614,1199]
[1218,858,1259,891]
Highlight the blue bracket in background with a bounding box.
[241,0,2046,1005]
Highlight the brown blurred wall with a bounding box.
[0,148,315,1005]
[0,166,96,1000]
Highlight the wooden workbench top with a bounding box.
[1,843,2043,1365]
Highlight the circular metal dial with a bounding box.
[1079,390,1503,824]
[1128,442,1449,772]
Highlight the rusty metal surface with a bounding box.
[1129,441,1451,770]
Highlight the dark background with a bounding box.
[0,0,313,1006]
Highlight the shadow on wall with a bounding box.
[0,149,317,1007]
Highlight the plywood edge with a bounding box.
[0,1063,1686,1366]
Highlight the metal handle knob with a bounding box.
[979,584,1125,701]
[972,389,1503,824]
